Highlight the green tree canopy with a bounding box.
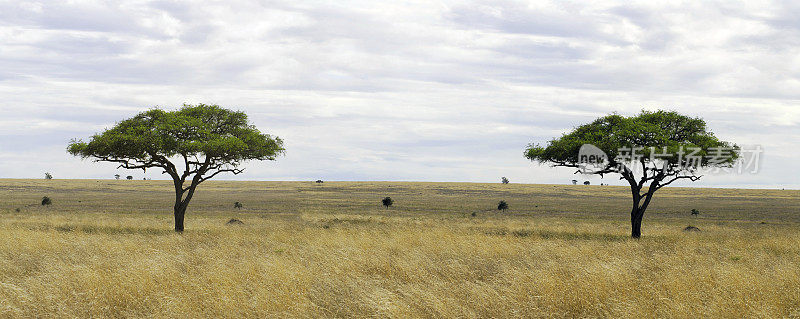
[525,110,737,238]
[69,104,284,231]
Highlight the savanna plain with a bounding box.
[0,179,799,318]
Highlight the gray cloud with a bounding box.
[0,1,798,188]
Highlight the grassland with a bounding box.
[1,179,799,318]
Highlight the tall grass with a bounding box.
[0,179,799,317]
[1,213,798,318]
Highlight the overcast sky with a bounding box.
[1,1,798,188]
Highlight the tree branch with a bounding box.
[199,168,244,184]
[93,156,163,171]
[655,174,702,191]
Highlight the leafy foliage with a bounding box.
[497,200,508,211]
[382,197,393,209]
[68,104,283,169]
[525,110,737,179]
[501,177,509,184]
[234,202,243,209]
[41,196,52,206]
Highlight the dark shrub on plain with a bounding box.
[382,197,393,209]
[497,200,508,211]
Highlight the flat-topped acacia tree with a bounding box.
[525,110,737,238]
[68,104,284,232]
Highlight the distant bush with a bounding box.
[315,180,324,183]
[234,202,243,209]
[15,208,20,213]
[41,196,52,206]
[683,226,701,232]
[44,172,53,180]
[382,197,393,209]
[226,218,244,226]
[114,174,120,180]
[126,176,133,180]
[691,209,700,216]
[497,200,508,212]
[501,177,509,184]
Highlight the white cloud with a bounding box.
[0,0,798,188]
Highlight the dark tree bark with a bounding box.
[622,165,660,239]
[630,212,642,238]
[633,188,655,239]
[630,195,651,239]
[172,186,199,232]
[174,206,186,232]
[170,168,202,233]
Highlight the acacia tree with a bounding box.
[68,104,284,232]
[525,110,737,238]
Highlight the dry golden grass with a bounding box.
[1,179,799,318]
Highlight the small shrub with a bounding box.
[41,196,52,206]
[315,180,324,183]
[691,209,700,216]
[471,212,476,217]
[497,200,508,211]
[126,176,133,180]
[683,226,701,232]
[501,177,509,184]
[382,197,393,209]
[15,208,21,213]
[44,172,53,180]
[226,218,244,225]
[234,201,243,209]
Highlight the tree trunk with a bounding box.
[172,183,197,233]
[166,158,205,233]
[631,207,644,239]
[629,187,655,239]
[174,205,186,232]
